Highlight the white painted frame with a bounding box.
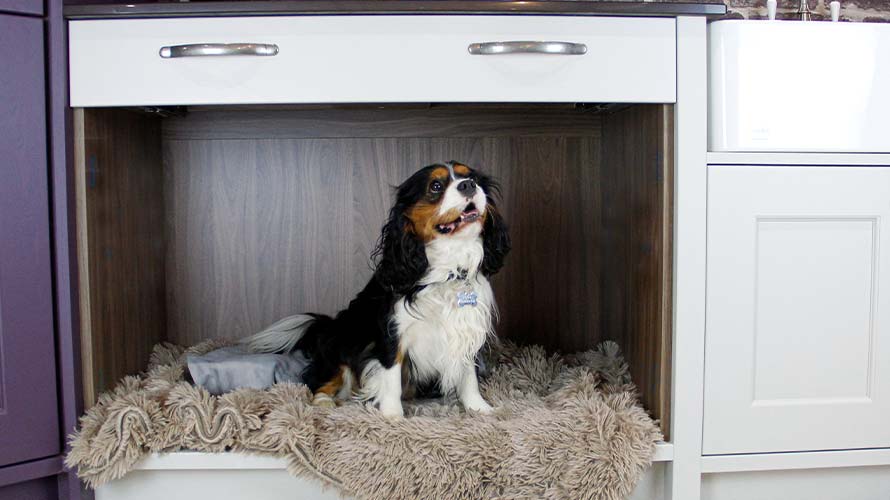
[701,448,890,474]
[667,15,709,500]
[707,152,890,166]
[69,14,715,500]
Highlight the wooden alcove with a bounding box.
[74,103,673,436]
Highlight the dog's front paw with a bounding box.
[464,399,493,414]
[312,393,336,408]
[378,400,404,418]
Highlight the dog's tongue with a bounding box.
[460,208,480,223]
[437,206,480,234]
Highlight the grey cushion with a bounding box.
[186,346,309,395]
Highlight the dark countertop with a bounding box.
[65,0,726,19]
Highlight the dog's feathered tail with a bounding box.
[243,314,316,354]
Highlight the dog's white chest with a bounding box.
[394,276,494,390]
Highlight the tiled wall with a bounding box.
[722,0,890,21]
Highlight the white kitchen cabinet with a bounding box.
[704,165,890,455]
[65,11,715,500]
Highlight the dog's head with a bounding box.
[373,162,510,295]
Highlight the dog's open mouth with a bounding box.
[436,203,481,234]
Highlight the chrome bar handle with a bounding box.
[467,41,587,56]
[159,43,279,59]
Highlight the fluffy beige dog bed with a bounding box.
[66,340,662,500]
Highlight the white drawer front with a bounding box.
[703,467,890,500]
[69,16,676,107]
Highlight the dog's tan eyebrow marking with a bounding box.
[430,166,450,180]
[452,164,471,177]
[443,161,471,180]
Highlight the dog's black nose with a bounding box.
[457,179,476,196]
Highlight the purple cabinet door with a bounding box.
[0,0,44,16]
[0,14,61,467]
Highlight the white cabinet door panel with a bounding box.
[704,165,890,454]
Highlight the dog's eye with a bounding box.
[430,180,443,193]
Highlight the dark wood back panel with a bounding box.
[486,136,604,353]
[162,105,608,140]
[163,134,604,350]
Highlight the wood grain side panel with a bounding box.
[81,109,166,402]
[659,107,674,439]
[600,104,673,437]
[74,108,94,406]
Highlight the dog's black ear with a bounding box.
[478,175,511,276]
[373,205,428,297]
[481,206,510,276]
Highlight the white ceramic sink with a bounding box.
[709,20,890,153]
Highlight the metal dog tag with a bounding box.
[457,290,478,307]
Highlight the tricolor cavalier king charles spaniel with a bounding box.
[246,162,510,417]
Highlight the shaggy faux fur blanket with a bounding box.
[66,340,662,500]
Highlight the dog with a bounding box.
[245,162,510,417]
